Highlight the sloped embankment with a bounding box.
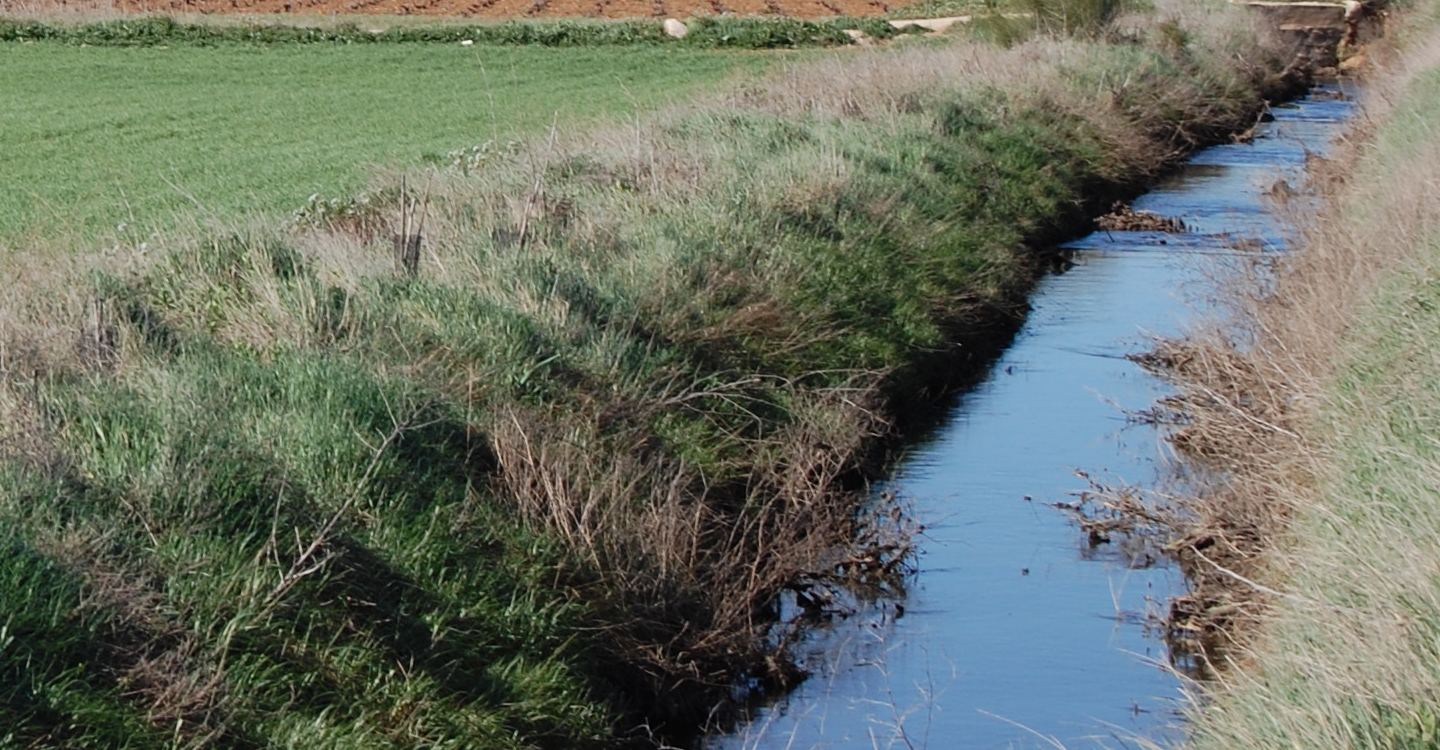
[0,6,1307,748]
[1137,9,1440,748]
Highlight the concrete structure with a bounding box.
[1235,0,1384,67]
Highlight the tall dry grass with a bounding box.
[1135,5,1437,658]
[1128,5,1440,747]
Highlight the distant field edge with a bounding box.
[0,12,923,46]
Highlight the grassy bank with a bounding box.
[0,2,1304,746]
[1132,3,1440,746]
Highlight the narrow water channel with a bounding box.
[706,83,1357,749]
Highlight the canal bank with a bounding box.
[1132,6,1440,748]
[706,77,1359,750]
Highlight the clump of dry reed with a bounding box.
[487,377,910,693]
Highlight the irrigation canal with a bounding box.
[704,82,1358,749]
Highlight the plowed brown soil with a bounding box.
[6,0,893,19]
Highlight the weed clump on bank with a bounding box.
[0,3,1305,746]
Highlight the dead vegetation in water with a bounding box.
[1095,200,1189,233]
[1101,329,1311,670]
[1112,236,1338,671]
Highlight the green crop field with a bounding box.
[0,40,777,244]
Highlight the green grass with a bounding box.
[0,349,617,748]
[0,3,1300,746]
[0,40,778,243]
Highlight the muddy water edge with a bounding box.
[702,83,1360,750]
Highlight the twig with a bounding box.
[517,115,560,253]
[1193,382,1302,440]
[977,709,1069,749]
[263,399,435,613]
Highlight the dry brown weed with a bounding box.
[1129,26,1440,673]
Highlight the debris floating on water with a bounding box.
[1096,201,1188,233]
